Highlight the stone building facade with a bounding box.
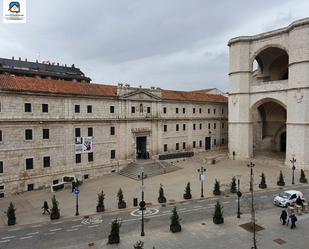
[228,18,309,168]
[0,75,227,196]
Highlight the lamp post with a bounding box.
[237,179,242,218]
[197,166,206,198]
[139,167,146,237]
[247,162,257,249]
[74,188,80,216]
[290,156,296,185]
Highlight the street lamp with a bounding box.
[290,156,296,185]
[139,167,146,237]
[197,166,206,198]
[74,188,80,216]
[237,179,242,218]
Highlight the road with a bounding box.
[0,186,309,249]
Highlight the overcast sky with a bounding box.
[1,0,309,91]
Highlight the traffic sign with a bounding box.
[74,188,80,195]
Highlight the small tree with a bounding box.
[108,218,121,244]
[277,171,285,186]
[183,182,192,199]
[259,172,267,189]
[213,200,224,224]
[230,176,237,193]
[170,206,181,233]
[50,195,60,220]
[7,202,16,226]
[117,188,126,209]
[213,179,221,195]
[133,240,144,249]
[300,169,308,183]
[158,184,166,203]
[96,190,105,212]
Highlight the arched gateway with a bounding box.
[228,18,309,169]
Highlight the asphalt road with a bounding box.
[1,185,309,249]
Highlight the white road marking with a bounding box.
[178,208,187,211]
[8,228,21,232]
[162,211,171,214]
[49,228,62,232]
[52,221,63,225]
[26,232,39,236]
[71,224,82,228]
[1,236,15,240]
[0,240,10,243]
[66,228,78,232]
[72,218,82,222]
[88,225,99,228]
[222,201,230,204]
[182,202,190,205]
[20,236,32,240]
[31,224,41,228]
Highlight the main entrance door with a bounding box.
[205,137,211,150]
[280,132,286,152]
[136,136,147,159]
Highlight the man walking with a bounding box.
[288,213,297,229]
[42,201,50,215]
[280,209,288,225]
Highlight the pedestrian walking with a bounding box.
[288,213,297,229]
[71,181,76,193]
[296,196,304,207]
[42,201,50,214]
[280,209,287,225]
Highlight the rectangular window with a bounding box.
[214,109,216,114]
[214,139,217,146]
[110,126,115,135]
[0,193,4,198]
[193,141,196,148]
[27,184,34,191]
[221,138,225,145]
[42,104,48,113]
[183,124,186,131]
[199,140,202,147]
[75,128,81,137]
[75,154,81,164]
[110,106,115,113]
[87,105,92,113]
[176,143,179,150]
[193,108,196,114]
[84,174,89,180]
[0,185,4,190]
[199,108,202,114]
[164,144,168,152]
[222,108,224,114]
[176,108,179,114]
[193,124,196,130]
[88,127,93,137]
[131,106,135,113]
[208,108,210,114]
[0,161,3,173]
[147,107,151,113]
[88,152,94,162]
[176,124,179,131]
[111,150,116,159]
[25,129,33,140]
[183,142,186,149]
[53,179,59,185]
[43,129,49,139]
[25,103,32,112]
[0,130,2,142]
[199,123,202,130]
[222,123,224,129]
[214,123,217,129]
[163,107,167,114]
[75,105,80,113]
[183,108,186,114]
[26,158,33,170]
[164,125,167,132]
[208,123,211,129]
[43,156,50,168]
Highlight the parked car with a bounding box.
[273,190,305,207]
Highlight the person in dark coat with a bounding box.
[288,213,297,229]
[296,196,304,207]
[280,209,288,225]
[71,181,76,193]
[42,201,50,214]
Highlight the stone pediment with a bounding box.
[121,89,161,101]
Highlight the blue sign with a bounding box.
[74,188,80,195]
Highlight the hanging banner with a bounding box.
[3,0,27,23]
[75,137,93,154]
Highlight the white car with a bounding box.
[273,190,305,207]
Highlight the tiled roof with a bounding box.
[162,89,227,103]
[0,74,227,103]
[0,74,117,97]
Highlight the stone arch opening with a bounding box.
[252,47,289,83]
[251,99,286,156]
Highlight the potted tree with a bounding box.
[7,202,16,226]
[213,179,221,196]
[108,218,121,244]
[50,195,60,220]
[96,190,105,212]
[183,182,192,199]
[213,200,224,224]
[259,173,267,189]
[230,176,237,193]
[300,169,308,183]
[158,184,167,203]
[117,188,126,209]
[277,171,285,186]
[170,206,181,233]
